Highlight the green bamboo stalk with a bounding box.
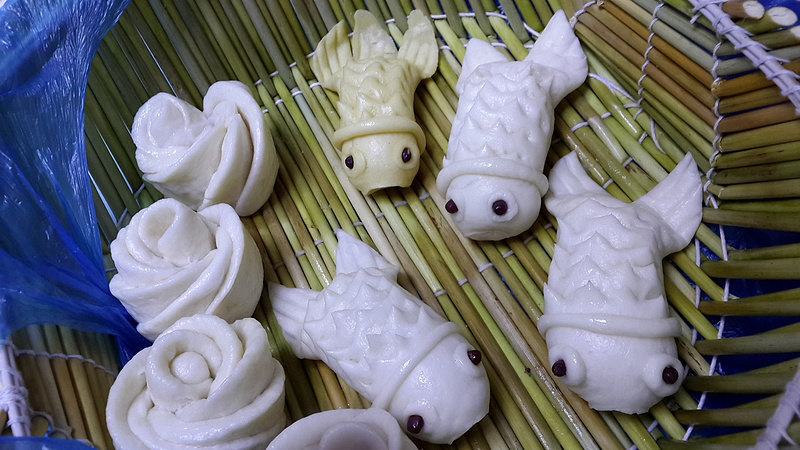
[703,208,800,232]
[729,243,800,261]
[699,298,800,316]
[695,332,800,355]
[613,412,659,450]
[712,141,800,170]
[170,0,230,81]
[127,0,200,102]
[146,0,212,92]
[719,121,800,153]
[684,371,794,393]
[712,160,800,185]
[608,0,715,70]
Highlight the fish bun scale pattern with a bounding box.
[304,270,443,397]
[448,64,552,165]
[339,59,416,124]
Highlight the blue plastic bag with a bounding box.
[0,0,148,367]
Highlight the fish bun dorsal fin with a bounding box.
[634,153,702,254]
[334,230,399,280]
[397,10,438,82]
[545,152,614,218]
[311,20,352,91]
[525,10,587,102]
[456,39,508,95]
[352,10,397,60]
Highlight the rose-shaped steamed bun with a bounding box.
[107,315,286,449]
[133,80,278,216]
[109,198,263,340]
[268,408,416,450]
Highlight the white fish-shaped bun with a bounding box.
[109,198,263,340]
[269,230,489,444]
[133,80,278,216]
[311,10,438,194]
[267,408,417,450]
[106,315,286,449]
[540,151,702,414]
[437,11,587,240]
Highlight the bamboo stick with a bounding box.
[713,158,800,185]
[699,298,800,316]
[580,9,716,109]
[695,332,800,355]
[684,371,794,393]
[601,1,715,85]
[674,407,777,427]
[723,0,765,20]
[713,141,800,169]
[729,243,800,261]
[707,179,800,200]
[717,102,799,133]
[712,60,800,97]
[718,84,798,115]
[702,258,800,279]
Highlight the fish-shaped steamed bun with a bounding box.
[437,11,587,240]
[269,230,490,444]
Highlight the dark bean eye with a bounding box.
[552,359,567,377]
[467,349,482,365]
[401,147,411,163]
[492,199,508,216]
[662,366,679,384]
[445,199,458,214]
[406,415,424,434]
[344,155,354,169]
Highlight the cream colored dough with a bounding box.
[311,10,437,194]
[133,80,278,216]
[109,198,262,340]
[106,315,286,449]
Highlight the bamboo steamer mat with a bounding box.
[2,0,799,448]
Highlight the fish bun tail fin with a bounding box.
[525,10,587,102]
[334,230,399,280]
[311,20,352,91]
[398,10,438,81]
[635,153,703,254]
[456,39,508,96]
[545,152,610,217]
[352,10,397,60]
[268,283,317,358]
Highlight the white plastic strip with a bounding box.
[0,342,30,436]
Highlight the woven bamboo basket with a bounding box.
[1,0,799,448]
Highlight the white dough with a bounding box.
[267,408,417,450]
[109,198,263,340]
[133,80,278,216]
[269,230,490,444]
[106,315,286,449]
[539,151,702,414]
[437,11,587,240]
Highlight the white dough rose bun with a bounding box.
[267,408,417,450]
[109,198,263,340]
[106,315,286,449]
[133,80,278,216]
